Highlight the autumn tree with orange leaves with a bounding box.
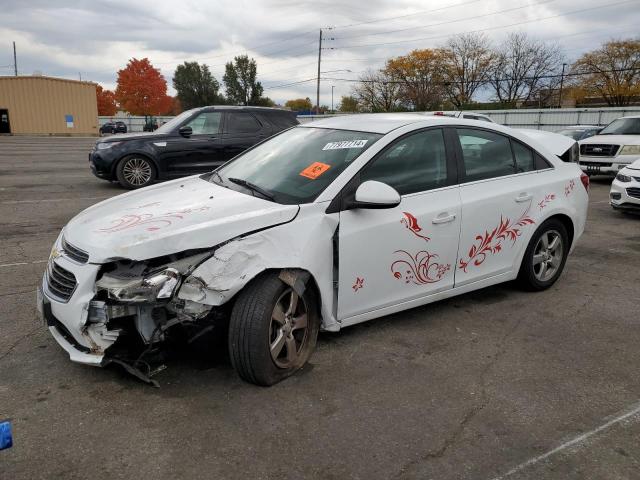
[385,49,446,110]
[96,85,118,116]
[115,58,172,115]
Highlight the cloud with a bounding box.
[2,0,639,104]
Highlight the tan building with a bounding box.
[0,76,98,136]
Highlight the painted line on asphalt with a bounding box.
[0,260,47,268]
[0,196,110,205]
[491,400,640,479]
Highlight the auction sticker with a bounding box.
[322,140,368,150]
[300,162,331,179]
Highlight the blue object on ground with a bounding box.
[0,421,13,450]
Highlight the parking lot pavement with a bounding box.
[1,136,639,479]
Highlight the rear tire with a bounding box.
[228,272,320,386]
[116,155,156,189]
[517,218,569,291]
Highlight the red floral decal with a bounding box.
[391,250,451,285]
[538,194,556,210]
[352,277,364,292]
[97,207,210,233]
[564,179,576,197]
[458,204,535,272]
[401,212,430,241]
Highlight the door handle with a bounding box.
[432,213,456,224]
[515,193,533,203]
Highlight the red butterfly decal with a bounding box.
[401,212,430,241]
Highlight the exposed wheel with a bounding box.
[517,218,569,291]
[228,272,320,386]
[116,155,156,189]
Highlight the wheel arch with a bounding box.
[545,213,575,249]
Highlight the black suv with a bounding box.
[99,121,128,135]
[90,106,298,188]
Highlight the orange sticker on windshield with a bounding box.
[300,162,331,179]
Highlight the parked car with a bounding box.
[557,125,602,141]
[99,121,127,136]
[578,116,640,176]
[89,106,299,189]
[610,159,640,213]
[40,114,589,386]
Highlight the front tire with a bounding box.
[517,218,569,291]
[116,155,156,189]
[228,272,320,386]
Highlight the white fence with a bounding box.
[101,107,640,133]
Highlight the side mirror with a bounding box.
[350,181,401,210]
[178,126,192,138]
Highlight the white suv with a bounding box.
[579,116,640,175]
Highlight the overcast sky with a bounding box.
[1,0,639,106]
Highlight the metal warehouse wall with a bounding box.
[298,108,640,130]
[0,76,98,135]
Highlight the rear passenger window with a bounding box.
[511,140,535,172]
[361,129,448,195]
[225,113,262,134]
[457,128,515,182]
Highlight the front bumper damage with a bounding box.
[39,242,226,386]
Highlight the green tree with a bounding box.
[285,97,313,112]
[338,95,359,112]
[172,61,223,110]
[223,55,264,105]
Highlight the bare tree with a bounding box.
[440,33,494,108]
[352,69,403,112]
[384,49,446,110]
[571,38,640,106]
[489,33,564,105]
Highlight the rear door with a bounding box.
[454,128,547,286]
[217,112,267,164]
[337,128,461,321]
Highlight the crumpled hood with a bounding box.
[580,135,640,146]
[64,176,299,263]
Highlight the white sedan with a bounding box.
[610,159,640,213]
[38,114,589,386]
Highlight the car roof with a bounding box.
[562,125,600,129]
[298,113,504,134]
[197,105,293,113]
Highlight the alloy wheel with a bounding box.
[269,288,308,369]
[122,158,152,186]
[532,229,564,282]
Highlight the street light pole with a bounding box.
[331,85,335,112]
[558,63,567,108]
[316,29,322,115]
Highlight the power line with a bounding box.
[334,0,557,40]
[263,77,317,90]
[331,0,637,50]
[330,0,486,29]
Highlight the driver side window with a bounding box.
[360,128,448,195]
[185,112,222,135]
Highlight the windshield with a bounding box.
[155,109,196,134]
[557,129,585,140]
[214,127,382,204]
[600,118,640,135]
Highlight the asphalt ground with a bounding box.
[1,136,639,479]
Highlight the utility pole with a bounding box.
[558,63,567,108]
[13,41,17,76]
[316,29,322,115]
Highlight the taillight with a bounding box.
[580,173,589,192]
[434,111,444,116]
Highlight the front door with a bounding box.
[337,128,461,321]
[161,111,223,177]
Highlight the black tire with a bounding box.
[228,272,320,386]
[517,218,569,291]
[116,155,156,189]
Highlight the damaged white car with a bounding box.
[38,114,589,386]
